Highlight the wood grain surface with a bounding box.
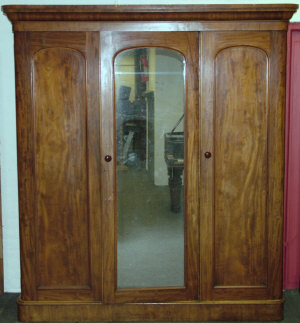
[100,31,199,304]
[200,30,286,301]
[14,31,38,301]
[2,4,298,22]
[33,47,89,289]
[214,46,268,287]
[15,31,102,302]
[4,4,296,322]
[17,299,284,322]
[11,21,288,33]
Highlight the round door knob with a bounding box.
[204,151,212,159]
[104,155,112,162]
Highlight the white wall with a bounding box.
[0,0,299,293]
[154,49,184,186]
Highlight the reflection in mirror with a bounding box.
[115,48,185,288]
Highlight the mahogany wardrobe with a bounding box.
[2,4,298,322]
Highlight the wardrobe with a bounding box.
[2,4,298,322]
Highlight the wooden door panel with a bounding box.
[15,32,102,301]
[100,31,199,303]
[201,31,285,300]
[214,46,268,287]
[33,48,90,289]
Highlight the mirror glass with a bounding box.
[115,48,185,288]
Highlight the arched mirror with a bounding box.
[115,48,186,289]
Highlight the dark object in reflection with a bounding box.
[164,131,184,213]
[117,85,132,115]
[116,86,146,166]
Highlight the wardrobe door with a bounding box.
[200,31,286,300]
[100,31,199,303]
[15,32,102,301]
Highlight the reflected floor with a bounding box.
[117,168,184,289]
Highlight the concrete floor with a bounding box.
[0,290,299,322]
[117,168,184,288]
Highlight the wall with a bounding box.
[284,23,300,290]
[0,0,299,293]
[115,53,136,102]
[154,49,184,186]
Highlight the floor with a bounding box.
[117,168,184,288]
[0,290,299,322]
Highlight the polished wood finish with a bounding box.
[2,4,297,21]
[202,31,269,299]
[214,45,268,287]
[12,21,289,32]
[100,31,199,304]
[34,47,89,290]
[14,31,102,302]
[200,30,287,301]
[17,299,283,322]
[2,4,297,322]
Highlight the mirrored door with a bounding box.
[100,32,199,303]
[115,47,185,289]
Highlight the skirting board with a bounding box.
[18,298,283,322]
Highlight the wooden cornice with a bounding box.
[2,4,298,23]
